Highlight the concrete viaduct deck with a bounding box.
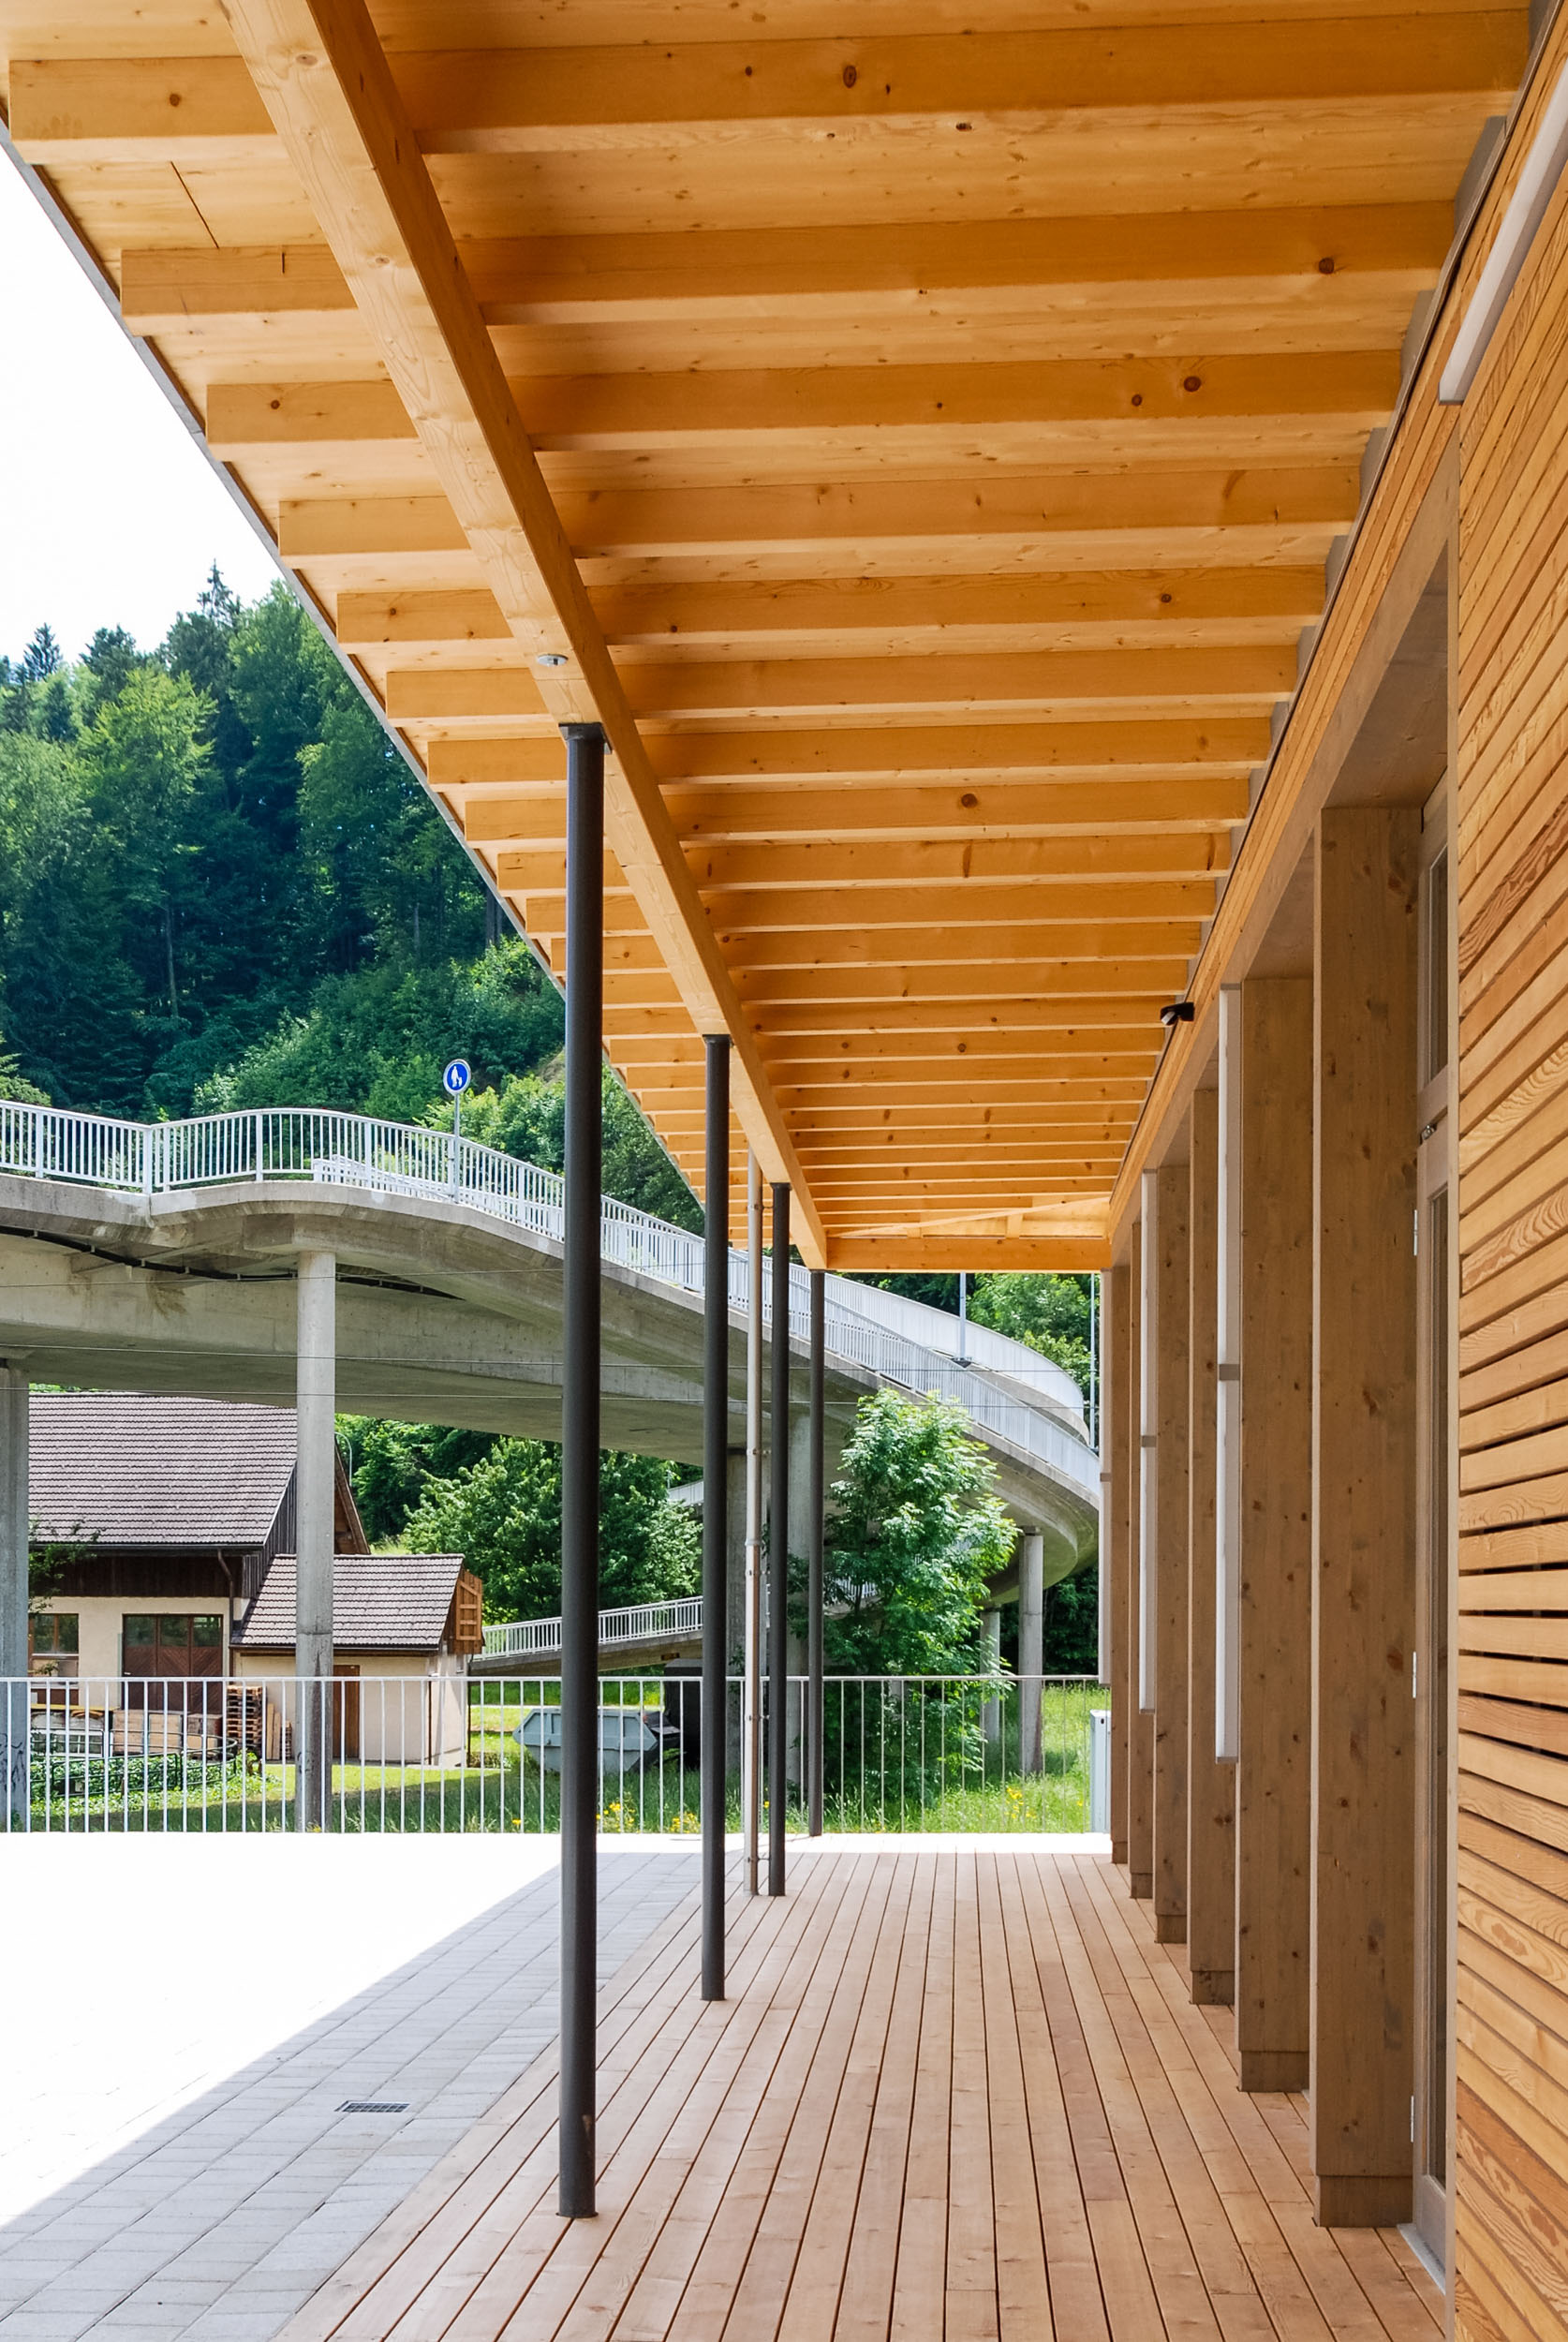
[0,1104,1099,1582]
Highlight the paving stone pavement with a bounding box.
[0,1842,701,2341]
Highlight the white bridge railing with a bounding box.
[0,1100,1098,1497]
[482,1596,703,1661]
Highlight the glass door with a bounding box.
[1413,781,1456,2270]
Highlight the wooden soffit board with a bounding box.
[0,0,1529,1268]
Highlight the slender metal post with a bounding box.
[768,1183,791,1894]
[743,1153,762,1894]
[558,720,603,2220]
[701,1034,731,1998]
[807,1268,825,1837]
[295,1251,335,1832]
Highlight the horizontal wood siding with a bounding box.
[1457,153,1568,2342]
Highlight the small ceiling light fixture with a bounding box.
[537,651,569,668]
[1160,1000,1195,1030]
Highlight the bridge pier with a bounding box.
[1019,1531,1045,1774]
[294,1251,335,1831]
[1,1364,26,1820]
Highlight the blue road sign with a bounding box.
[443,1059,472,1096]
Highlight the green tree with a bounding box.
[816,1389,1015,1676]
[338,1416,499,1544]
[969,1271,1093,1393]
[398,1440,701,1620]
[1043,1564,1099,1673]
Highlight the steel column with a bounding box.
[807,1267,825,1837]
[558,720,604,2220]
[744,1152,763,1895]
[701,1033,731,1998]
[768,1183,791,1894]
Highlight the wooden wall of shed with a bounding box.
[1454,166,1568,2342]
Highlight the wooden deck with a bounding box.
[278,1849,1443,2341]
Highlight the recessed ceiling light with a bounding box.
[537,652,569,668]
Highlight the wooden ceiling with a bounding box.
[1,0,1526,1268]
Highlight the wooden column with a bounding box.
[1189,1087,1235,2005]
[1309,807,1419,2228]
[1108,1260,1131,1868]
[1236,976,1314,2093]
[1127,1218,1153,1900]
[1145,1163,1191,1945]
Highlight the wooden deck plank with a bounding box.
[279,1849,1463,2342]
[889,1851,956,2342]
[1074,1858,1437,2342]
[995,1848,1110,2342]
[611,1857,887,2342]
[1011,1858,1169,2341]
[1031,1858,1225,2341]
[778,1857,932,2339]
[722,1854,915,2336]
[532,1860,881,2342]
[505,1854,878,2342]
[974,1858,1054,2341]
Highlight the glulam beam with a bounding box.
[15,21,1523,156]
[208,351,1398,453]
[303,465,1360,559]
[117,207,1451,328]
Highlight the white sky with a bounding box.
[0,153,280,672]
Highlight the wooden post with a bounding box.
[1127,1219,1153,1901]
[1145,1163,1191,1945]
[1188,1088,1235,2005]
[1236,976,1314,2093]
[1108,1261,1131,1868]
[1309,807,1419,2228]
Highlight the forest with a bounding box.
[3,574,1097,1664]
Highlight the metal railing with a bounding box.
[0,1673,1105,1835]
[0,1099,1099,1495]
[481,1596,703,1660]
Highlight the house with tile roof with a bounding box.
[231,1552,483,1765]
[28,1392,369,1688]
[27,1393,483,1766]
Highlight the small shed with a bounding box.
[230,1553,483,1764]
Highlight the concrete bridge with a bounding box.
[0,1104,1098,1590]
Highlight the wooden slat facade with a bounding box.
[1454,126,1568,2342]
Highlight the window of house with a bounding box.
[29,1612,80,1672]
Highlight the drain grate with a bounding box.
[337,2099,409,2113]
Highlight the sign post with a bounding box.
[443,1059,471,1193]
